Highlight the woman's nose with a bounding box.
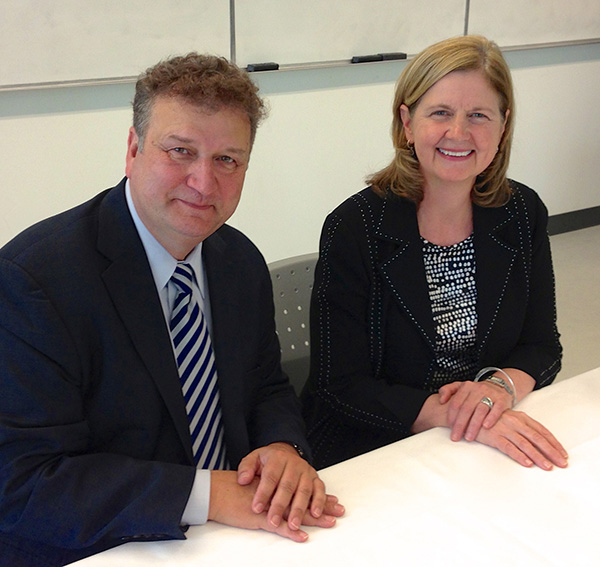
[447,116,470,139]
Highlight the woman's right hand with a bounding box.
[475,409,569,470]
[438,380,513,442]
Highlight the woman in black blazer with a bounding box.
[302,36,568,471]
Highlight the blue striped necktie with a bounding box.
[169,262,227,469]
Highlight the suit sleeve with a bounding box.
[0,258,195,551]
[305,208,428,438]
[494,187,562,387]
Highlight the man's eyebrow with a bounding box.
[163,134,194,144]
[163,134,249,156]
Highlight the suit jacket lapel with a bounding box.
[373,194,520,355]
[375,196,437,350]
[96,181,193,462]
[202,230,248,464]
[473,202,519,351]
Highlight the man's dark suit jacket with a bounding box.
[0,179,308,566]
[302,181,562,469]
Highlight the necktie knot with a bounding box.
[170,263,197,333]
[171,262,195,296]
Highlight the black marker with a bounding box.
[246,62,279,72]
[351,54,384,64]
[378,52,407,61]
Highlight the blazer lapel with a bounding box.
[473,202,519,351]
[96,182,193,462]
[372,194,520,354]
[375,197,437,350]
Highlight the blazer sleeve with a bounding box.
[491,185,562,387]
[305,203,429,439]
[0,257,195,551]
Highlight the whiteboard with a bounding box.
[235,0,466,66]
[468,0,600,46]
[0,0,230,87]
[2,0,599,89]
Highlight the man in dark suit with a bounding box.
[0,53,343,567]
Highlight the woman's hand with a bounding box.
[439,379,513,441]
[417,374,568,470]
[475,409,569,470]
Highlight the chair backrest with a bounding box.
[268,252,318,395]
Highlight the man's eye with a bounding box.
[216,156,238,170]
[165,147,192,158]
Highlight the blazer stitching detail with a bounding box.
[315,215,340,395]
[514,190,532,297]
[478,203,517,356]
[512,188,561,384]
[380,251,435,352]
[313,202,403,433]
[477,254,517,356]
[354,193,385,377]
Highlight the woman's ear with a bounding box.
[400,104,412,140]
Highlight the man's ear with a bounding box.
[125,127,139,177]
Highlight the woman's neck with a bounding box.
[417,184,473,246]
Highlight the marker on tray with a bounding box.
[378,52,407,61]
[246,62,279,72]
[351,52,407,63]
[351,54,383,63]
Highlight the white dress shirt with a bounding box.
[125,180,211,525]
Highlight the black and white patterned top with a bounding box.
[422,234,478,390]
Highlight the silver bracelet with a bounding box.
[474,367,517,408]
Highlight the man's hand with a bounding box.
[208,470,343,542]
[237,442,343,532]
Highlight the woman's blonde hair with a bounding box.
[367,35,514,207]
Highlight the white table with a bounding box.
[70,367,600,566]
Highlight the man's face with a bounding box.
[125,96,252,260]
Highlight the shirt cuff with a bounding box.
[181,468,211,526]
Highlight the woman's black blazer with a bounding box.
[302,181,562,469]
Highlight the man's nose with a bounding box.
[187,159,217,194]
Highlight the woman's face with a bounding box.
[400,70,507,193]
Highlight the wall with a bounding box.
[1,42,599,263]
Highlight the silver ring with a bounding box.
[480,396,494,409]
